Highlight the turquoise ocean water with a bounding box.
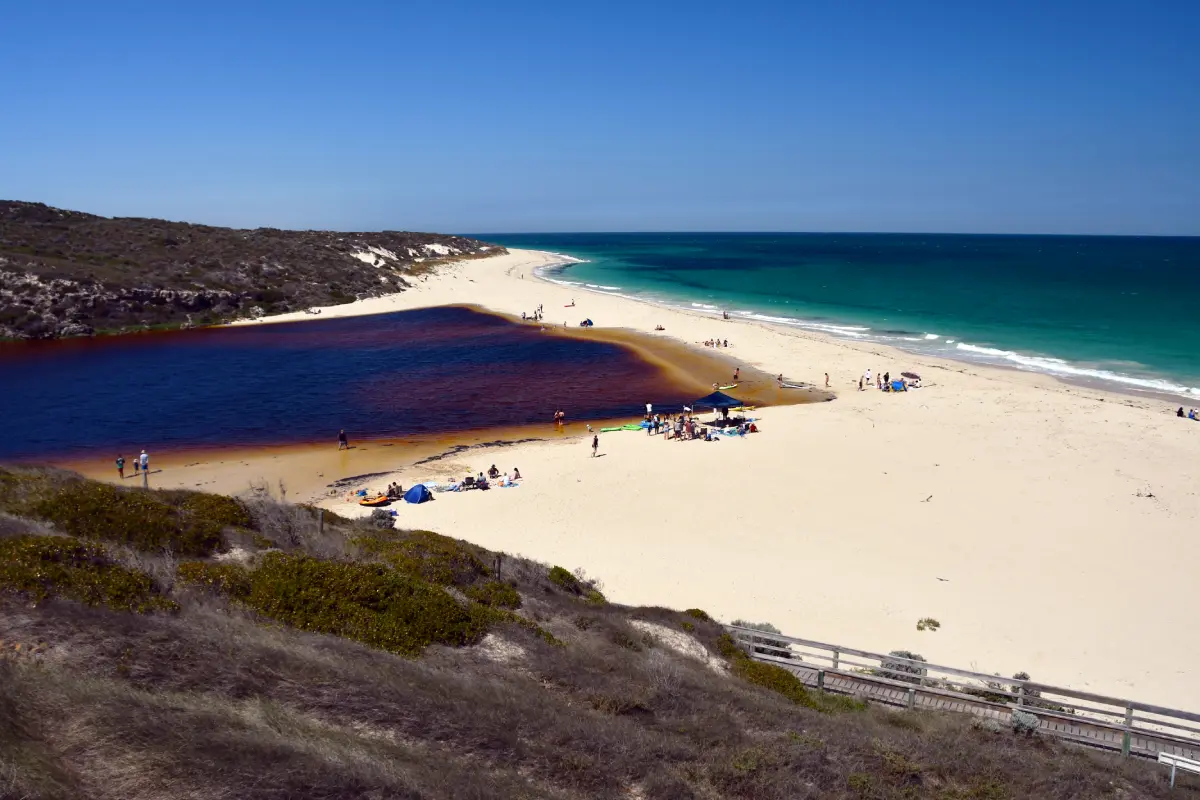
[484,234,1200,399]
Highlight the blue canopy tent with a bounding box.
[403,484,433,504]
[693,390,745,410]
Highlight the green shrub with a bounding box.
[239,552,486,656]
[0,535,176,613]
[585,588,606,605]
[681,621,695,632]
[175,561,252,596]
[479,605,564,647]
[0,471,239,556]
[716,634,864,714]
[356,530,489,586]
[684,608,711,622]
[464,580,521,609]
[548,565,580,593]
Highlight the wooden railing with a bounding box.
[725,625,1200,761]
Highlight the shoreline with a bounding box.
[53,248,1200,708]
[533,254,1200,405]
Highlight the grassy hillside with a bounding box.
[0,465,1192,799]
[0,201,502,339]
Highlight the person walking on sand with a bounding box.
[591,435,599,457]
[338,429,349,450]
[864,368,872,385]
[139,450,149,473]
[825,372,830,388]
[734,367,740,382]
[115,455,125,479]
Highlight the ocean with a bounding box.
[486,233,1200,399]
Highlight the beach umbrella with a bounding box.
[901,372,920,380]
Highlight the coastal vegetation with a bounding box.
[0,468,1191,798]
[0,200,503,339]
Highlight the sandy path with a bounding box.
[108,248,1200,707]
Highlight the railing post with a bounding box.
[906,687,915,709]
[1017,685,1025,707]
[832,648,840,671]
[1122,703,1133,757]
[817,670,825,691]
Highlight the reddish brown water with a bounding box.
[1,305,781,461]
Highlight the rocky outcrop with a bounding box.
[0,201,503,339]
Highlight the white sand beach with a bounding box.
[110,249,1200,707]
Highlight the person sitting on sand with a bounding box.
[1191,408,1198,421]
[655,325,665,331]
[513,467,522,480]
[1180,407,1187,418]
[487,464,500,479]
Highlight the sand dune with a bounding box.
[134,249,1200,707]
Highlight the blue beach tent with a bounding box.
[403,484,433,504]
[694,390,745,410]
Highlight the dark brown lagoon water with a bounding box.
[0,306,723,461]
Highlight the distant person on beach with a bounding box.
[865,368,872,384]
[115,455,125,479]
[884,372,890,385]
[1179,407,1186,417]
[133,456,140,476]
[338,430,349,450]
[723,339,728,347]
[777,373,784,387]
[488,465,500,479]
[139,450,149,473]
[513,467,521,480]
[825,373,830,388]
[591,435,599,457]
[858,377,864,391]
[734,368,740,381]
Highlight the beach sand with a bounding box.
[72,248,1200,708]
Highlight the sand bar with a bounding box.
[70,248,1200,708]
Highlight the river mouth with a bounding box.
[1,304,826,465]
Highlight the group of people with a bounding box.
[114,450,150,479]
[1178,407,1199,420]
[703,338,730,348]
[487,464,522,481]
[385,482,405,499]
[522,304,546,322]
[553,409,567,424]
[858,368,920,392]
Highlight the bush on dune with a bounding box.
[176,552,487,656]
[0,535,176,613]
[0,467,246,556]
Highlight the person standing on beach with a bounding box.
[825,373,830,388]
[139,450,149,473]
[115,455,125,479]
[591,435,599,457]
[338,429,349,450]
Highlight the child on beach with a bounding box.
[591,435,599,457]
[115,455,125,479]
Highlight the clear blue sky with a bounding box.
[1,0,1197,235]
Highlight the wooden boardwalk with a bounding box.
[727,626,1200,762]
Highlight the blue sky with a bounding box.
[1,0,1197,234]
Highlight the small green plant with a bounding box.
[683,608,711,622]
[916,617,941,632]
[715,633,864,714]
[584,588,606,605]
[547,565,581,593]
[681,621,695,632]
[464,580,521,609]
[787,730,824,748]
[0,535,176,613]
[848,773,874,793]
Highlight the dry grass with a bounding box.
[0,468,1195,799]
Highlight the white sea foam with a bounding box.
[955,343,1200,397]
[924,333,940,340]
